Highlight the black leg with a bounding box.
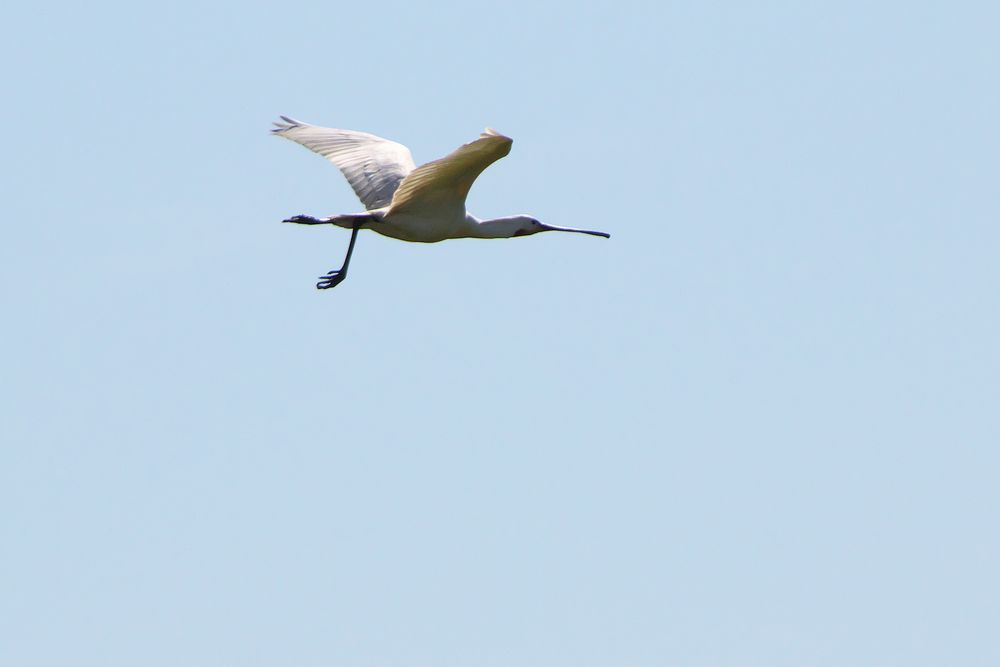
[316,223,361,290]
[283,214,327,225]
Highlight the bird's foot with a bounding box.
[284,214,325,225]
[316,269,347,290]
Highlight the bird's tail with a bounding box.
[322,213,379,229]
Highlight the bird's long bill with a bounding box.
[541,223,611,238]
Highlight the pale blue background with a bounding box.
[2,1,999,665]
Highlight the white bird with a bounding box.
[271,116,610,290]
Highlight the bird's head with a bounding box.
[510,216,611,239]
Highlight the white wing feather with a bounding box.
[388,128,513,216]
[271,116,416,210]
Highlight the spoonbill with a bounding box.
[272,117,610,290]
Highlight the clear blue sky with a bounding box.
[3,1,999,664]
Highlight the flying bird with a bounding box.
[271,117,610,290]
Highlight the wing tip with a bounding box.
[271,115,308,134]
[482,128,513,149]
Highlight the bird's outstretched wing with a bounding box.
[387,129,513,216]
[271,116,417,210]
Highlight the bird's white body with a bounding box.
[366,209,472,243]
[272,116,608,289]
[333,209,526,243]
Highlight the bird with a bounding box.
[271,116,610,290]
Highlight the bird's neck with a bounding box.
[464,215,525,239]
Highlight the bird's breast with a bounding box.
[373,211,470,243]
